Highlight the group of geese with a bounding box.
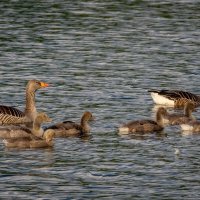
[0,80,94,148]
[0,80,200,149]
[119,89,200,134]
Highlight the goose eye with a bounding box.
[35,81,40,85]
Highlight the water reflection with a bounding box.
[118,131,167,140]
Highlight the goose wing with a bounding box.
[0,105,24,117]
[0,105,26,125]
[126,119,157,128]
[47,120,81,131]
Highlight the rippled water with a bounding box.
[0,0,200,199]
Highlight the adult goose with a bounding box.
[3,112,55,148]
[158,102,195,125]
[0,80,49,125]
[118,108,165,134]
[46,111,94,137]
[148,89,200,108]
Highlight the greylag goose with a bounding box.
[0,80,49,125]
[3,112,55,148]
[148,89,200,108]
[118,107,165,134]
[3,129,55,148]
[158,102,195,125]
[0,112,52,139]
[46,111,94,137]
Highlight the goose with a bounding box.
[3,129,55,148]
[0,112,52,139]
[118,107,165,134]
[0,80,49,125]
[158,102,195,125]
[46,111,94,137]
[148,89,200,108]
[0,125,32,139]
[3,112,55,148]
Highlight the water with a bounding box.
[0,0,200,199]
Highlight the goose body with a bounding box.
[119,120,163,134]
[3,129,55,148]
[0,105,29,125]
[0,112,52,140]
[46,111,94,137]
[0,125,32,139]
[148,89,200,107]
[118,108,165,134]
[158,102,195,126]
[0,80,49,125]
[3,112,54,148]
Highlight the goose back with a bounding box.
[45,111,94,137]
[148,89,200,107]
[0,125,32,139]
[0,105,30,125]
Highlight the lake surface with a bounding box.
[0,0,200,199]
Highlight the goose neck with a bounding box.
[81,119,90,133]
[156,110,166,127]
[25,88,37,120]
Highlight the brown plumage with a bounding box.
[118,108,165,134]
[3,129,55,148]
[0,80,49,125]
[31,112,52,138]
[0,112,52,139]
[46,111,94,137]
[158,102,195,125]
[148,89,200,108]
[0,125,32,139]
[3,112,54,148]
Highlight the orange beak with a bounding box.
[40,82,49,88]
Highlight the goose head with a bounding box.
[26,80,49,92]
[35,112,52,124]
[81,111,95,123]
[43,129,55,143]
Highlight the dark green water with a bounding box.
[0,0,200,199]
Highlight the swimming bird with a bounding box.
[2,112,55,148]
[0,112,52,139]
[118,108,165,134]
[3,129,55,148]
[0,80,49,125]
[0,125,32,139]
[46,111,94,137]
[31,112,52,138]
[148,89,200,108]
[158,102,195,125]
